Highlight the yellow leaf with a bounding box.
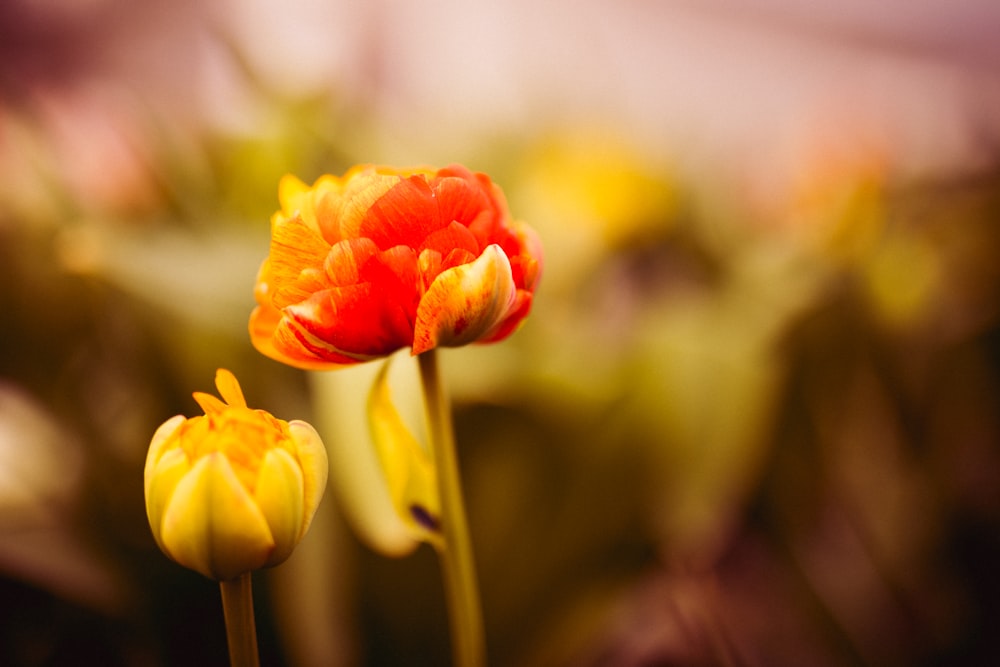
[367,359,442,547]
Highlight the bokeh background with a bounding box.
[3,0,1000,665]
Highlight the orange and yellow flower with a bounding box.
[144,369,328,581]
[249,164,543,369]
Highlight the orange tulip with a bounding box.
[249,164,543,369]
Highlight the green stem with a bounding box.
[220,573,260,667]
[418,350,486,667]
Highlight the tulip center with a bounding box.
[178,406,294,492]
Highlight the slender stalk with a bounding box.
[418,350,486,667]
[220,573,261,667]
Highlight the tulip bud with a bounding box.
[144,369,328,581]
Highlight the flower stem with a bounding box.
[418,350,486,667]
[220,573,261,667]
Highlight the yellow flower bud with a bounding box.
[144,369,328,581]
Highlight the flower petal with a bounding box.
[257,307,371,368]
[268,216,332,309]
[509,220,544,290]
[250,302,335,369]
[160,453,274,580]
[360,175,442,250]
[254,448,305,566]
[144,414,186,493]
[336,169,405,241]
[421,220,480,261]
[285,245,421,359]
[412,244,517,355]
[478,289,534,344]
[288,420,329,538]
[277,174,310,218]
[285,282,411,359]
[324,237,379,286]
[432,169,494,229]
[213,368,247,407]
[192,392,227,415]
[145,446,190,552]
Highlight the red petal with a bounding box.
[286,283,414,358]
[432,172,492,228]
[421,220,480,257]
[464,209,498,249]
[273,313,371,365]
[360,176,442,250]
[477,289,533,344]
[360,245,421,310]
[250,302,359,368]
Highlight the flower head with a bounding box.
[249,164,543,369]
[144,369,328,581]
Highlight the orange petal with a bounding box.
[324,237,379,286]
[267,216,332,309]
[214,369,247,408]
[412,244,517,355]
[193,392,227,416]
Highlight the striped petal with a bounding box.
[412,244,517,355]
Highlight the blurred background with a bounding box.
[2,0,1000,665]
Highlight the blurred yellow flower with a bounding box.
[144,369,328,581]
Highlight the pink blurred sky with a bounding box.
[4,0,1000,192]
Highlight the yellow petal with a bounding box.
[255,448,305,566]
[278,173,311,219]
[145,447,191,552]
[144,414,185,496]
[288,420,329,538]
[367,359,441,546]
[160,453,275,580]
[214,368,247,408]
[412,244,517,355]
